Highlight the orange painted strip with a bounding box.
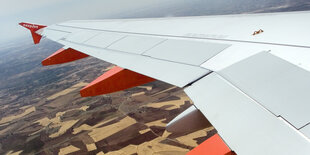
[187,134,236,155]
[80,66,155,97]
[19,22,47,44]
[41,48,89,66]
[30,31,43,44]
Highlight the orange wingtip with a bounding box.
[80,66,155,97]
[19,22,47,44]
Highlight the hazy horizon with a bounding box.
[1,0,309,44]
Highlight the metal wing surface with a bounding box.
[22,11,310,155]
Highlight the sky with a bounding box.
[0,0,308,45]
[0,0,172,44]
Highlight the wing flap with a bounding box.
[219,51,310,129]
[185,73,310,155]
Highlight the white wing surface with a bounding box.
[22,11,310,155]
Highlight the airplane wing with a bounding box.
[20,11,310,155]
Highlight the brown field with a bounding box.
[0,41,214,154]
[0,82,215,154]
[47,82,88,100]
[58,145,80,155]
[0,106,36,124]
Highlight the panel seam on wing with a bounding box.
[183,71,214,88]
[140,39,168,55]
[104,35,128,48]
[54,24,310,49]
[82,32,104,43]
[278,116,310,140]
[214,73,306,132]
[61,39,207,68]
[299,122,310,130]
[198,44,232,66]
[45,28,73,33]
[216,73,278,116]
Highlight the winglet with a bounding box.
[19,22,47,44]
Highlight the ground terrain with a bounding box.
[0,39,214,155]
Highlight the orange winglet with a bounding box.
[19,22,47,44]
[30,31,43,44]
[41,48,89,66]
[80,66,155,97]
[187,134,236,155]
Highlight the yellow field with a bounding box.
[131,91,145,97]
[59,145,80,155]
[0,106,36,124]
[138,86,153,91]
[146,93,190,110]
[86,143,97,151]
[47,82,88,100]
[88,116,137,142]
[49,120,79,138]
[5,150,23,155]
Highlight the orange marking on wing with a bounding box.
[41,48,89,66]
[80,66,155,97]
[187,134,236,155]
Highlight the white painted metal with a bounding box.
[300,124,310,139]
[185,73,310,155]
[202,42,310,72]
[144,39,230,65]
[201,43,271,71]
[42,29,70,42]
[84,32,125,48]
[40,11,310,153]
[58,40,210,87]
[60,20,124,30]
[65,30,99,43]
[47,24,81,33]
[108,35,165,54]
[270,47,310,72]
[219,52,310,129]
[57,11,310,48]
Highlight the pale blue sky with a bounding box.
[0,0,307,44]
[0,0,171,44]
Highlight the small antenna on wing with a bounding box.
[253,29,264,36]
